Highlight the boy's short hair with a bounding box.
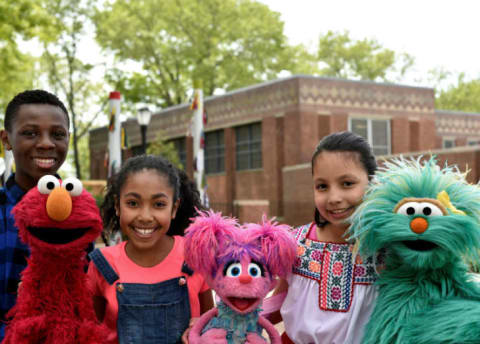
[4,90,70,132]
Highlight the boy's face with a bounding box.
[1,104,69,190]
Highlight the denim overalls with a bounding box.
[89,249,191,344]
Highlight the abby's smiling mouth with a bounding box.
[227,297,259,311]
[402,240,438,251]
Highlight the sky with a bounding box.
[257,0,480,88]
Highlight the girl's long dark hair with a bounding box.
[101,155,205,241]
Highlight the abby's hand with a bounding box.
[181,317,199,344]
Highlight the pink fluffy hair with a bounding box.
[184,210,296,279]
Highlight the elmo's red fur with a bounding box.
[3,177,106,343]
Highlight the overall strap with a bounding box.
[88,248,119,285]
[181,261,194,276]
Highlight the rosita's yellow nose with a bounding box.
[410,217,428,234]
[46,187,72,222]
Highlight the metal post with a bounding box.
[140,124,147,154]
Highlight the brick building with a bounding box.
[89,75,480,226]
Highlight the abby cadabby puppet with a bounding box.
[3,175,106,343]
[349,157,480,343]
[184,211,296,344]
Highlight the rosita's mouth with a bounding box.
[227,297,259,312]
[27,226,90,244]
[402,240,438,251]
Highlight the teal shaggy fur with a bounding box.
[349,157,480,344]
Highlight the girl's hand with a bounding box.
[181,317,199,344]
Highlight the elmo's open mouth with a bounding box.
[27,226,90,244]
[402,240,438,251]
[227,297,259,311]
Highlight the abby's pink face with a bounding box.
[210,257,276,315]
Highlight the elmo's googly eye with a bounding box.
[37,175,60,194]
[225,262,242,277]
[247,263,263,278]
[61,177,83,196]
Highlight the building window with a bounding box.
[443,138,455,149]
[349,118,391,156]
[236,123,262,171]
[468,139,480,146]
[170,137,187,169]
[205,130,225,174]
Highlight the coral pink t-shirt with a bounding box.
[87,236,209,344]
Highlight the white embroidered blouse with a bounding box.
[280,223,380,344]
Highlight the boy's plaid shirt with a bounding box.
[0,174,28,340]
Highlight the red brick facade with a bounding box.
[89,76,480,225]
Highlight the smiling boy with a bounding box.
[0,90,70,339]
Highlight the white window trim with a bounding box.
[442,137,456,149]
[348,117,391,155]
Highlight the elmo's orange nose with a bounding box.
[46,188,72,222]
[410,217,428,234]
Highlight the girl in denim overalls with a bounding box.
[87,155,214,344]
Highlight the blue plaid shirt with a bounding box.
[0,174,28,340]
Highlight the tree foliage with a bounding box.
[147,132,183,170]
[435,74,480,113]
[94,0,295,107]
[39,0,110,179]
[313,30,414,82]
[0,0,50,112]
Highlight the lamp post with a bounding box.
[137,107,152,155]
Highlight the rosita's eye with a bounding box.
[248,263,263,278]
[37,175,60,194]
[395,201,444,217]
[224,262,242,277]
[61,177,83,196]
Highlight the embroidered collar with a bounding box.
[202,301,263,343]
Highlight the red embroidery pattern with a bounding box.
[292,223,379,312]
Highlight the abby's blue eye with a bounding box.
[225,262,242,277]
[248,263,262,278]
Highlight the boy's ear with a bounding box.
[0,130,12,150]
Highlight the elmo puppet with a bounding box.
[3,175,106,344]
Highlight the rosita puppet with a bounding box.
[3,175,106,343]
[184,211,296,344]
[349,157,480,344]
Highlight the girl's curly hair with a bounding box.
[101,155,205,242]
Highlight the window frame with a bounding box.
[205,129,225,174]
[442,137,456,149]
[235,122,262,171]
[170,137,187,169]
[348,117,391,156]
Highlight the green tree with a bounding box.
[147,132,183,170]
[39,0,109,179]
[314,30,414,81]
[94,0,295,107]
[435,73,480,113]
[0,0,50,111]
